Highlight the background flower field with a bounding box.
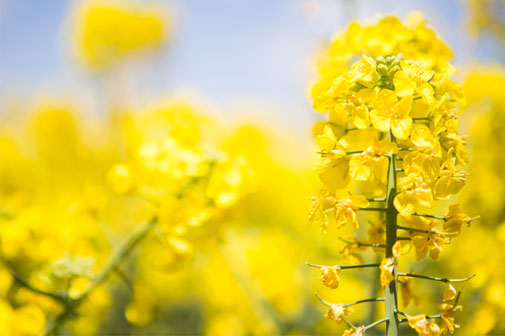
[1,0,505,335]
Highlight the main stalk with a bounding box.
[385,131,399,335]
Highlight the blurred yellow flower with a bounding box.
[72,1,169,70]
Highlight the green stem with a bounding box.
[342,316,357,329]
[9,267,68,304]
[41,216,158,336]
[398,314,441,323]
[396,225,457,236]
[344,297,385,307]
[338,237,386,248]
[365,318,389,331]
[368,198,387,202]
[360,207,387,212]
[385,130,400,336]
[346,150,364,155]
[397,273,475,283]
[306,262,381,269]
[411,212,445,220]
[314,294,384,308]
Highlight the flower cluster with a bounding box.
[107,101,254,272]
[308,15,477,335]
[71,0,169,70]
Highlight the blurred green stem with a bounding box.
[41,216,158,336]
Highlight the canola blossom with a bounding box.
[308,15,477,335]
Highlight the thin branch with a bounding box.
[114,268,133,292]
[411,212,445,220]
[344,297,385,307]
[306,262,381,270]
[9,267,68,304]
[367,198,386,202]
[397,225,458,236]
[364,317,389,331]
[398,273,476,283]
[314,293,332,307]
[399,314,442,324]
[346,150,364,155]
[359,207,388,212]
[314,293,384,309]
[341,316,357,329]
[338,237,386,248]
[453,291,461,307]
[396,236,412,241]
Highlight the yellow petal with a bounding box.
[443,284,457,302]
[391,117,412,140]
[370,110,390,132]
[393,70,415,97]
[352,105,370,129]
[349,156,372,181]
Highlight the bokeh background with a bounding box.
[1,0,505,335]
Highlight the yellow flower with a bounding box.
[335,88,376,129]
[403,151,440,184]
[403,124,442,184]
[12,304,46,336]
[407,314,428,333]
[368,220,385,251]
[315,125,350,190]
[106,164,135,194]
[370,89,413,140]
[394,174,433,217]
[308,192,337,232]
[410,124,439,150]
[380,258,395,287]
[349,137,398,185]
[73,1,169,70]
[343,326,365,336]
[443,204,477,233]
[125,285,156,326]
[433,153,466,199]
[400,276,421,307]
[312,75,350,115]
[392,241,408,258]
[407,216,450,260]
[324,303,353,323]
[431,98,459,136]
[442,285,457,302]
[349,54,378,87]
[340,237,368,265]
[438,303,462,334]
[406,314,441,336]
[334,194,369,228]
[393,61,435,104]
[439,133,469,166]
[319,266,341,289]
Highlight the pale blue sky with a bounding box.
[0,0,501,135]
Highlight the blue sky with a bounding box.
[0,0,501,137]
